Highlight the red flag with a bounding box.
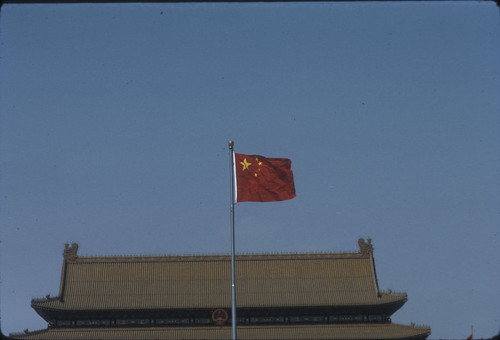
[466,334,473,340]
[234,153,296,202]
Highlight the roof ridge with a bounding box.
[72,250,364,263]
[63,238,374,262]
[80,248,360,257]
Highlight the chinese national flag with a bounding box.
[466,334,473,340]
[234,153,296,202]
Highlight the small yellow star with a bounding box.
[240,158,251,171]
[254,157,262,176]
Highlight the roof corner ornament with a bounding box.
[63,243,79,262]
[358,238,373,256]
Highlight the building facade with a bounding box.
[10,239,430,339]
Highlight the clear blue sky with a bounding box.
[1,2,499,339]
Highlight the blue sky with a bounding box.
[1,2,499,339]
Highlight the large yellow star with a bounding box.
[240,158,251,171]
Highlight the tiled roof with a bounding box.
[32,240,406,311]
[10,323,431,340]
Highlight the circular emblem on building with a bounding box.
[211,309,228,326]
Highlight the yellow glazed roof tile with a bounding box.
[11,323,431,340]
[32,239,406,311]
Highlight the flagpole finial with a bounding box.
[228,140,234,149]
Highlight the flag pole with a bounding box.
[228,140,237,340]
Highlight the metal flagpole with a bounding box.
[228,140,237,340]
